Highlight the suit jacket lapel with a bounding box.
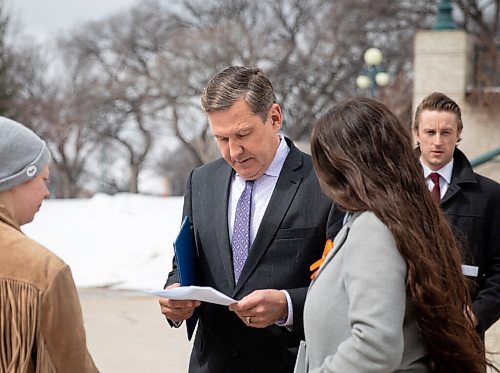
[234,142,304,294]
[214,164,236,289]
[441,183,460,205]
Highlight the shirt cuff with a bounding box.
[275,290,293,328]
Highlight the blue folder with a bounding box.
[173,216,199,340]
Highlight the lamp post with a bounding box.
[356,47,390,97]
[433,0,457,30]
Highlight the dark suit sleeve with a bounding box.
[326,204,346,240]
[286,204,345,333]
[471,182,500,332]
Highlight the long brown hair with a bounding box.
[311,97,490,372]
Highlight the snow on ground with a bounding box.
[23,193,184,290]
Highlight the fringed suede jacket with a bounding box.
[0,205,98,373]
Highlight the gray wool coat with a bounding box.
[295,212,428,373]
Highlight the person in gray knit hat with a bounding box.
[0,117,98,372]
[0,116,51,192]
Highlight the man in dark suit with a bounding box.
[159,66,341,372]
[413,92,500,334]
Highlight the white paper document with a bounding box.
[462,264,478,277]
[145,286,237,306]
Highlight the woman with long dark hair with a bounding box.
[294,97,492,372]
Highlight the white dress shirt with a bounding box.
[228,135,293,326]
[420,157,454,200]
[228,135,290,245]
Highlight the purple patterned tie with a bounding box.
[232,180,254,283]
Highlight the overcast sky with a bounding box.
[5,0,139,42]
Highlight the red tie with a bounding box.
[430,172,441,204]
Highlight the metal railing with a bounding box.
[470,147,500,168]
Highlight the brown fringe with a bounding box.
[0,279,56,373]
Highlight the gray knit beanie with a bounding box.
[0,117,51,192]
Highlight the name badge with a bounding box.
[462,265,478,277]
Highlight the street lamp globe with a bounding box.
[356,47,390,97]
[356,75,371,90]
[375,71,390,87]
[363,47,383,66]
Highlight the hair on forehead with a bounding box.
[413,92,463,137]
[201,66,277,123]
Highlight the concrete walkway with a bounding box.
[79,288,192,373]
[79,288,499,373]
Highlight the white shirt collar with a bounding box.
[234,134,290,181]
[420,157,454,185]
[264,135,289,177]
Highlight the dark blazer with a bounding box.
[439,148,500,333]
[166,138,341,373]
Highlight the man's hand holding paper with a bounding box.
[229,289,288,329]
[158,283,201,323]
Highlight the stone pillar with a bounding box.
[413,30,472,108]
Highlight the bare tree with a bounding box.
[9,0,498,197]
[153,0,436,136]
[453,0,500,104]
[51,0,439,195]
[57,5,186,193]
[453,0,499,41]
[5,42,104,198]
[24,0,499,198]
[17,80,101,197]
[0,0,22,117]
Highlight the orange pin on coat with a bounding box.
[310,239,334,279]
